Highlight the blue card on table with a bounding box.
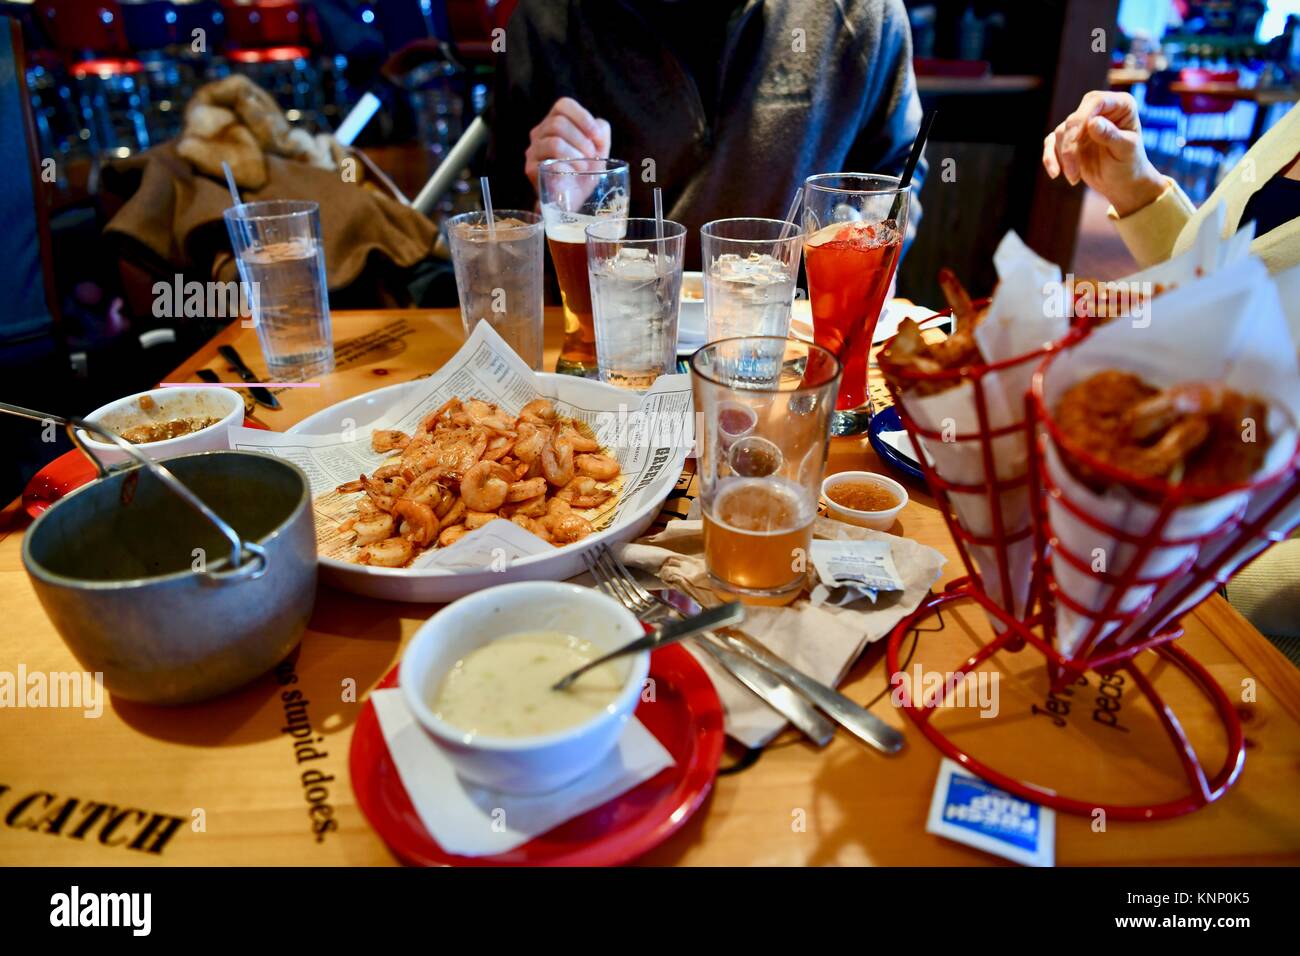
[925,758,1055,867]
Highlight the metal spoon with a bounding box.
[551,602,744,691]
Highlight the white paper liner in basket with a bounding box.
[1038,255,1300,659]
[895,232,1068,624]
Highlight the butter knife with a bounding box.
[217,345,281,410]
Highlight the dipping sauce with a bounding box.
[432,631,624,738]
[827,479,899,513]
[117,417,220,444]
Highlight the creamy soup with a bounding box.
[432,631,625,738]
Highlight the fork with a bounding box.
[585,544,906,754]
[583,545,835,746]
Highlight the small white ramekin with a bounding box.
[78,386,244,466]
[821,470,909,531]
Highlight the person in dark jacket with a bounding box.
[486,0,925,268]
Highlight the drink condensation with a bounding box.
[589,247,682,389]
[238,236,333,381]
[449,214,544,368]
[704,252,796,340]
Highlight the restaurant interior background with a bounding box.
[1,0,1296,502]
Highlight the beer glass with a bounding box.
[538,158,630,376]
[691,337,842,605]
[446,209,545,369]
[802,173,908,435]
[700,217,801,342]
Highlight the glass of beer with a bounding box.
[691,337,842,606]
[802,173,908,436]
[538,158,630,377]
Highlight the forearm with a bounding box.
[1106,177,1197,268]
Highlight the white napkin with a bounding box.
[620,517,946,748]
[370,688,675,858]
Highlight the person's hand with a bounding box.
[1042,91,1168,216]
[525,97,612,194]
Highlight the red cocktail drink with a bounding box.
[804,220,902,410]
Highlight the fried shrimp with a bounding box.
[1055,371,1271,494]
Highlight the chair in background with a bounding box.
[34,0,155,159]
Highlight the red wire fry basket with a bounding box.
[879,319,1300,821]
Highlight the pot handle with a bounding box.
[0,400,257,577]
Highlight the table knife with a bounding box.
[635,598,835,747]
[217,345,281,410]
[657,587,906,755]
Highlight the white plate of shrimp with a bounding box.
[285,374,690,603]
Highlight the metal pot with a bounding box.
[22,450,317,705]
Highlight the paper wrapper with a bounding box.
[620,516,946,748]
[229,321,693,570]
[1039,255,1300,658]
[893,232,1069,626]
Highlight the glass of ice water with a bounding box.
[223,200,334,381]
[446,209,545,369]
[585,217,686,390]
[700,218,802,342]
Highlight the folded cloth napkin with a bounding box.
[620,517,946,748]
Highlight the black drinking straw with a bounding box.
[890,108,936,222]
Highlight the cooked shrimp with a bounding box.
[559,422,600,453]
[350,512,395,546]
[542,433,575,487]
[438,524,470,548]
[511,515,553,542]
[437,498,466,531]
[574,453,619,480]
[514,423,550,464]
[392,499,437,545]
[373,461,404,480]
[545,511,594,544]
[503,494,548,518]
[464,510,500,530]
[364,474,407,512]
[421,397,460,431]
[336,477,366,495]
[556,476,613,508]
[1123,383,1225,440]
[403,470,445,507]
[507,476,547,502]
[359,537,415,567]
[519,398,557,425]
[372,430,410,453]
[460,460,513,512]
[482,434,516,461]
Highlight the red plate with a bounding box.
[349,643,724,866]
[21,418,268,518]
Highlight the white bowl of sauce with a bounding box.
[78,386,244,466]
[399,580,650,794]
[821,471,908,531]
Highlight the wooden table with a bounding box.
[2,307,1298,866]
